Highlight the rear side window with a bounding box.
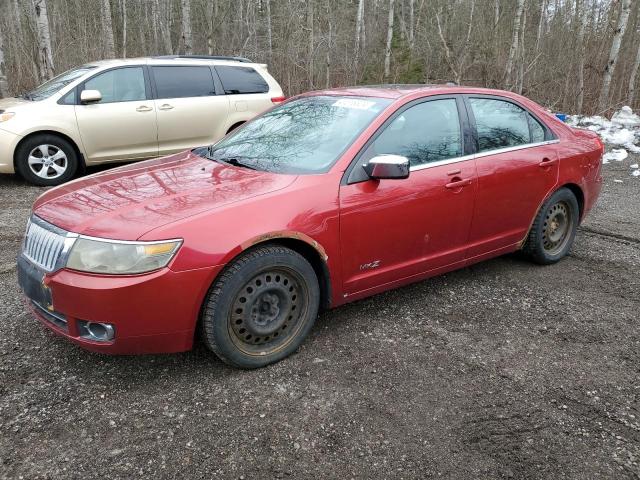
[469,98,532,152]
[84,67,146,103]
[152,66,216,99]
[216,66,269,94]
[363,99,462,167]
[529,114,546,142]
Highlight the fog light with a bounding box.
[78,321,115,342]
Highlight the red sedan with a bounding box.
[18,85,603,368]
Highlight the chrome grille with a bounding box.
[22,217,68,272]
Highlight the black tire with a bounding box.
[15,134,79,186]
[523,187,579,265]
[201,245,320,369]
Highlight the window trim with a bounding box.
[462,94,557,155]
[74,65,151,105]
[213,65,270,95]
[343,94,472,185]
[149,64,218,100]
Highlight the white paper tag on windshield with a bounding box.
[332,98,376,110]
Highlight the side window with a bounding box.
[363,99,462,167]
[84,67,146,103]
[216,66,269,94]
[152,66,216,99]
[60,89,76,105]
[529,114,546,143]
[469,98,530,152]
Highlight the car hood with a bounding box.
[0,97,31,110]
[33,150,297,240]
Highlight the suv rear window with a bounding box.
[216,66,269,94]
[152,66,216,99]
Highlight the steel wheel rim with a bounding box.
[543,201,572,255]
[28,144,68,179]
[228,267,308,356]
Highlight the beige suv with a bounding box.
[0,56,284,186]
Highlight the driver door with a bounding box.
[339,97,477,295]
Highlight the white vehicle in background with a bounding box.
[0,55,285,186]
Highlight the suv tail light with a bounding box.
[271,96,286,104]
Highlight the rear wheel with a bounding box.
[523,187,579,264]
[201,245,320,369]
[15,134,78,186]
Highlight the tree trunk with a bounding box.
[627,40,640,107]
[266,0,273,58]
[307,0,314,88]
[408,0,414,51]
[383,0,395,81]
[102,0,115,58]
[576,0,588,112]
[598,0,632,111]
[517,3,527,94]
[0,25,8,98]
[535,0,548,53]
[33,0,54,81]
[181,0,193,55]
[504,0,525,89]
[121,0,127,58]
[354,0,365,74]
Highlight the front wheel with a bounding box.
[201,245,320,369]
[15,134,79,186]
[523,187,579,265]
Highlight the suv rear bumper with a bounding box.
[0,128,19,173]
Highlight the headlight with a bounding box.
[0,112,15,123]
[66,237,182,274]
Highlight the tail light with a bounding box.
[271,96,286,104]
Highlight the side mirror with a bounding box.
[80,89,102,104]
[363,155,410,180]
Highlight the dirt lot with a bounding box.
[0,156,638,480]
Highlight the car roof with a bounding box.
[303,84,520,100]
[86,56,265,68]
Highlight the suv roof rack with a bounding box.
[153,55,253,63]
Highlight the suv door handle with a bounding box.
[159,104,174,110]
[538,157,558,167]
[445,178,472,189]
[136,105,153,112]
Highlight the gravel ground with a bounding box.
[0,157,639,480]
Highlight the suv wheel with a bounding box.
[201,245,320,369]
[16,134,78,186]
[523,187,579,265]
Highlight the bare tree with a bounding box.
[384,0,395,81]
[504,0,525,89]
[102,0,115,58]
[0,21,8,98]
[576,0,589,112]
[598,0,632,111]
[181,0,193,55]
[354,0,365,75]
[32,0,54,81]
[121,0,127,58]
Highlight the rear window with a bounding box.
[152,66,216,99]
[216,66,269,94]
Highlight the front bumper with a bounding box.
[18,255,222,354]
[0,127,19,174]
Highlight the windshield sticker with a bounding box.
[332,98,376,110]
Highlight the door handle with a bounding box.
[445,178,472,189]
[136,105,153,112]
[159,104,174,110]
[538,157,558,167]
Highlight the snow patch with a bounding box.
[602,149,628,164]
[568,106,640,175]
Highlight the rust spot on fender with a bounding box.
[241,231,329,262]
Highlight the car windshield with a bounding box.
[199,95,392,174]
[21,65,96,101]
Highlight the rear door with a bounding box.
[151,65,230,155]
[464,96,559,258]
[339,96,477,295]
[214,65,274,120]
[74,66,158,162]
